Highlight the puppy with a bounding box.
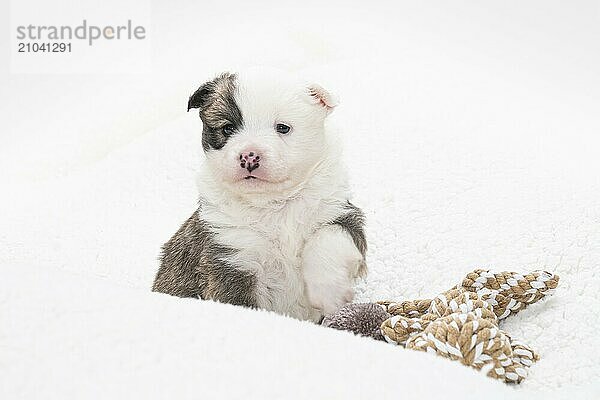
[152,69,366,322]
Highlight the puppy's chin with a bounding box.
[223,175,295,198]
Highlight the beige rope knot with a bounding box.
[378,298,432,317]
[427,290,497,323]
[379,269,558,383]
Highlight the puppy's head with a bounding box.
[188,68,338,200]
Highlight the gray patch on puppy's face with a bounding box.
[188,72,244,151]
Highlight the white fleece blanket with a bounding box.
[2,2,599,398]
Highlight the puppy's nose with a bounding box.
[239,151,260,173]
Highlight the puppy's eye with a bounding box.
[222,124,235,135]
[275,123,291,135]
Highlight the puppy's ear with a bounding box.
[187,72,235,112]
[187,82,213,112]
[307,83,339,114]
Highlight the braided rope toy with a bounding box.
[322,269,559,383]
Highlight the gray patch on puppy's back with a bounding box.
[188,72,244,151]
[331,201,368,276]
[152,208,257,307]
[332,201,367,256]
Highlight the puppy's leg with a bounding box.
[302,225,366,315]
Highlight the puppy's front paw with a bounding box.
[302,225,365,315]
[306,281,355,315]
